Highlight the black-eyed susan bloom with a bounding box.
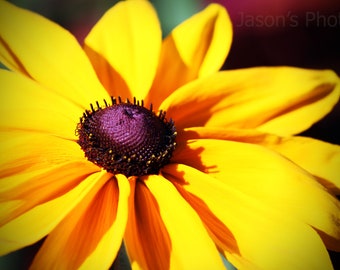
[0,0,340,269]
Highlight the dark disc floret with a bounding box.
[76,97,177,177]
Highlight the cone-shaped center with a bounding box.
[76,98,176,177]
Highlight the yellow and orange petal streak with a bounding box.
[141,175,226,270]
[0,161,99,226]
[161,67,340,135]
[124,177,172,270]
[163,164,335,269]
[0,170,104,255]
[80,174,130,269]
[84,0,162,101]
[30,172,129,270]
[165,169,246,268]
[147,3,232,108]
[172,139,340,251]
[179,127,340,193]
[0,0,109,109]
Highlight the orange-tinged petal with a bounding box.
[144,175,226,270]
[0,131,87,177]
[0,171,105,255]
[84,0,161,100]
[0,1,109,107]
[31,173,128,270]
[161,67,340,135]
[124,178,171,270]
[80,174,129,269]
[147,3,232,108]
[180,127,340,193]
[172,139,340,250]
[163,164,334,269]
[161,164,243,267]
[177,126,270,143]
[0,69,80,139]
[0,161,99,226]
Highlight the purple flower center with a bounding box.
[76,97,177,177]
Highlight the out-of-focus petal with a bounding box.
[172,139,340,250]
[30,173,128,269]
[268,136,340,194]
[180,127,340,193]
[163,164,335,269]
[84,0,161,100]
[0,171,105,255]
[0,70,81,139]
[0,1,109,108]
[147,3,232,108]
[161,67,340,135]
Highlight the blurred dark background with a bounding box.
[2,0,340,268]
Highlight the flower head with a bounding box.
[0,0,340,269]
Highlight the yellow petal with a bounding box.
[80,174,130,269]
[180,127,340,193]
[0,69,80,139]
[0,131,87,178]
[0,161,99,225]
[172,139,340,250]
[268,136,340,194]
[30,173,128,270]
[0,171,105,255]
[84,0,161,100]
[144,175,225,270]
[0,1,109,107]
[162,164,241,264]
[163,164,334,269]
[161,67,340,135]
[147,3,232,108]
[124,178,171,270]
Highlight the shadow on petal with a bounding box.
[170,137,213,173]
[84,46,131,99]
[166,171,240,257]
[264,83,335,125]
[30,174,121,269]
[124,179,171,270]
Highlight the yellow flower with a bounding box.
[0,0,340,269]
